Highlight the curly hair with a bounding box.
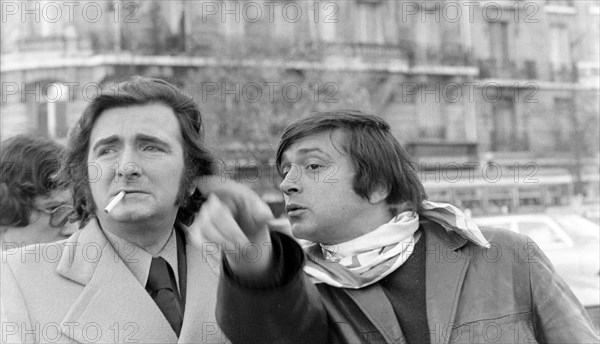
[276,110,427,213]
[0,134,65,227]
[60,76,214,226]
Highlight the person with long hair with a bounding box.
[0,134,78,248]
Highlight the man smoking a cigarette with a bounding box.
[1,76,230,343]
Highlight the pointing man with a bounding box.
[197,110,599,343]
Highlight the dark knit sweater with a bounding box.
[380,228,430,344]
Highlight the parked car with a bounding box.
[473,212,600,329]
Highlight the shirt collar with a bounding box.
[102,226,180,292]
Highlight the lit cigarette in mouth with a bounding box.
[104,191,126,213]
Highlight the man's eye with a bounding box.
[99,148,115,155]
[143,146,161,152]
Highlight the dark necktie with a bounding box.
[146,257,183,336]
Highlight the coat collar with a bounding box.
[56,218,178,343]
[422,220,471,344]
[54,219,223,343]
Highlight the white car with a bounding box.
[473,213,600,329]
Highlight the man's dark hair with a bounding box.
[276,110,426,213]
[60,76,213,226]
[0,134,65,227]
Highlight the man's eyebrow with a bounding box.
[137,134,169,145]
[91,135,119,152]
[297,147,331,158]
[281,148,331,168]
[137,134,174,152]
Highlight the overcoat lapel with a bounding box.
[343,286,407,344]
[56,219,177,343]
[308,243,406,344]
[178,223,225,344]
[424,221,471,344]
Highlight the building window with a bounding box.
[491,96,526,151]
[163,1,187,52]
[355,1,384,44]
[319,18,337,42]
[36,101,68,138]
[489,21,510,67]
[550,24,572,70]
[39,0,61,37]
[421,8,441,53]
[168,1,184,34]
[412,5,441,62]
[553,97,574,151]
[35,83,69,138]
[418,91,445,139]
[444,102,465,142]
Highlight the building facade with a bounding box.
[1,0,598,214]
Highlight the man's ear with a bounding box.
[188,183,196,196]
[368,185,389,204]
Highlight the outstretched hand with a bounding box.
[197,176,274,240]
[185,176,275,280]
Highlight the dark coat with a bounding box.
[217,220,599,344]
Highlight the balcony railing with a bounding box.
[478,58,538,79]
[406,142,479,166]
[305,41,412,62]
[420,45,474,66]
[14,35,92,55]
[550,64,576,83]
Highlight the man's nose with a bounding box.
[279,167,302,195]
[117,148,142,179]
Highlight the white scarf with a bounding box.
[303,200,490,289]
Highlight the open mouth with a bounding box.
[286,204,305,215]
